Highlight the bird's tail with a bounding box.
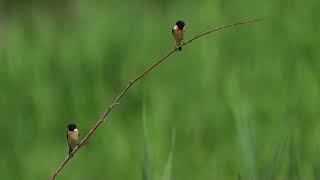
[178,41,184,51]
[69,146,73,157]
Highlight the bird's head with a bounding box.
[67,123,77,131]
[175,20,186,29]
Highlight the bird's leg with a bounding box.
[69,146,73,157]
[174,42,178,50]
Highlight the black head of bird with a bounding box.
[175,20,185,29]
[67,123,77,131]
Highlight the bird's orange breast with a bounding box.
[68,131,79,147]
[172,29,184,38]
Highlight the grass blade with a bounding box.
[142,101,151,180]
[263,136,289,180]
[161,128,176,180]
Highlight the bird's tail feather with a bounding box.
[69,146,73,156]
[178,41,183,51]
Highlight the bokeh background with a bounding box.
[0,0,319,179]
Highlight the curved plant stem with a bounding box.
[50,17,263,180]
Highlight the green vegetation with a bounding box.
[0,0,319,179]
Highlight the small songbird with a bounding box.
[67,123,79,156]
[172,20,186,51]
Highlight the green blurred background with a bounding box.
[0,0,319,179]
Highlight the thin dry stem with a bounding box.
[50,18,263,180]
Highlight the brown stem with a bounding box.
[50,17,263,180]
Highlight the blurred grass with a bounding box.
[0,0,319,179]
[263,136,288,180]
[143,100,151,180]
[161,128,175,180]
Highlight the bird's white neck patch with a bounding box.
[74,129,78,132]
[173,25,178,30]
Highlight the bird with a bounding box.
[172,20,186,51]
[67,123,79,156]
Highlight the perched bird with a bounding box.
[172,20,186,51]
[67,123,79,156]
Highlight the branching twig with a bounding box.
[50,18,263,180]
